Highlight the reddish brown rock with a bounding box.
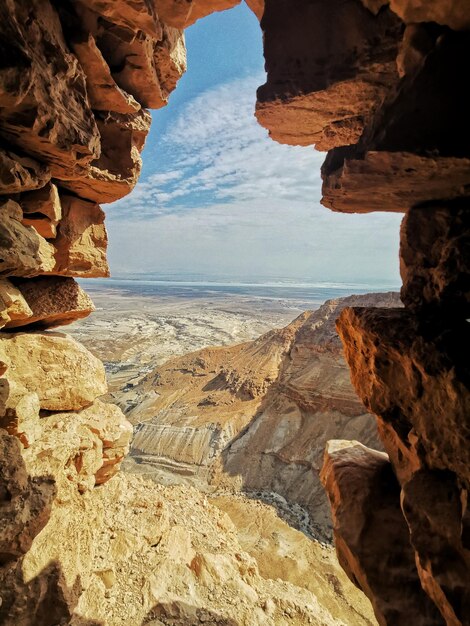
[322,30,470,212]
[6,277,95,330]
[321,440,444,626]
[76,0,161,37]
[71,33,141,115]
[153,0,194,28]
[402,470,470,626]
[60,110,151,203]
[400,202,470,317]
[321,150,470,213]
[186,0,241,25]
[0,150,51,195]
[94,21,167,109]
[336,307,470,487]
[51,195,109,278]
[154,25,187,102]
[0,0,100,180]
[255,0,402,150]
[244,0,264,20]
[389,0,470,31]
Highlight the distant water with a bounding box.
[79,277,399,307]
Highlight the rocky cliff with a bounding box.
[125,292,399,540]
[1,0,469,624]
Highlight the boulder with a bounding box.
[0,331,107,411]
[0,278,32,328]
[320,440,445,626]
[6,277,95,330]
[20,183,62,240]
[0,150,51,195]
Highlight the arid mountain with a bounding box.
[126,291,401,539]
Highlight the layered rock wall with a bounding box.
[1,0,469,624]
[249,1,470,624]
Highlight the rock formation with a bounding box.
[125,292,399,540]
[1,0,469,623]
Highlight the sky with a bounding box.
[106,3,402,286]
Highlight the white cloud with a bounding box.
[107,74,403,283]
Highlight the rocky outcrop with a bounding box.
[321,441,444,626]
[1,0,469,623]
[125,292,399,540]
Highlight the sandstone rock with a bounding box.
[0,429,55,564]
[389,0,470,31]
[76,0,161,37]
[154,25,187,102]
[20,183,62,239]
[0,149,50,195]
[0,331,107,411]
[0,0,100,180]
[0,278,32,328]
[336,307,470,488]
[51,194,109,278]
[28,400,133,492]
[321,150,470,213]
[256,0,402,150]
[61,110,151,203]
[6,277,95,330]
[400,202,470,317]
[94,21,167,109]
[0,199,56,277]
[186,0,241,26]
[402,469,470,626]
[322,30,470,212]
[0,379,41,447]
[153,0,194,29]
[320,440,445,626]
[244,0,264,20]
[71,33,141,115]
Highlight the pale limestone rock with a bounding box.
[71,33,141,115]
[0,331,107,411]
[0,380,41,447]
[0,199,56,277]
[26,400,132,492]
[320,440,444,626]
[0,278,32,328]
[0,429,55,564]
[0,149,51,195]
[51,194,109,278]
[0,0,100,179]
[6,277,95,330]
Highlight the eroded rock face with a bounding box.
[0,331,107,411]
[125,292,398,540]
[321,440,445,626]
[256,0,403,150]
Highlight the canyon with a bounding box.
[0,0,469,625]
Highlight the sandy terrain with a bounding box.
[66,283,311,409]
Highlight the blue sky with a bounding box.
[107,3,402,285]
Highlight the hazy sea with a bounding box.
[80,277,399,309]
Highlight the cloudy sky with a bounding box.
[106,3,402,286]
